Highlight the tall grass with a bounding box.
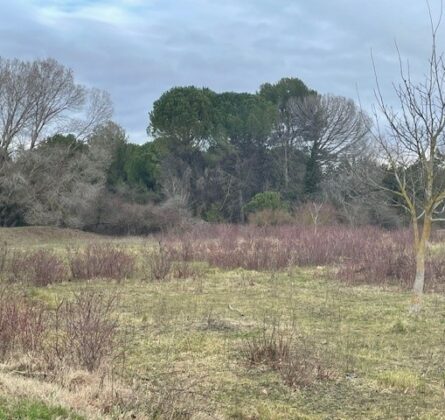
[0,288,119,373]
[243,321,334,388]
[0,290,47,360]
[162,225,445,290]
[53,290,118,372]
[68,243,135,281]
[8,250,68,286]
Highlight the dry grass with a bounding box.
[0,368,132,419]
[243,320,336,389]
[1,226,445,418]
[68,244,135,281]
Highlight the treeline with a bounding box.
[0,57,404,233]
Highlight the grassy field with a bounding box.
[1,227,445,419]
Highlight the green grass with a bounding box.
[3,227,445,418]
[0,398,83,420]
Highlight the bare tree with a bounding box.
[288,94,370,193]
[322,158,402,227]
[27,58,85,149]
[0,58,35,156]
[0,57,113,157]
[373,3,445,310]
[160,155,191,207]
[70,88,113,141]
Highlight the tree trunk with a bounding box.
[411,241,425,313]
[410,216,431,313]
[283,141,289,189]
[239,188,245,223]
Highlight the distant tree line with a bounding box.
[0,57,409,233]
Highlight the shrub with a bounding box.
[248,208,294,226]
[8,250,67,286]
[161,224,445,290]
[0,290,47,360]
[244,323,333,388]
[164,224,363,271]
[86,192,192,235]
[294,202,340,228]
[68,243,135,281]
[172,261,198,279]
[53,290,118,372]
[145,243,173,281]
[244,191,288,214]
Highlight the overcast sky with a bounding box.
[1,0,443,143]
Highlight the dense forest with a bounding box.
[0,57,405,234]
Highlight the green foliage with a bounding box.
[149,86,217,149]
[244,191,288,214]
[41,133,87,155]
[259,77,314,109]
[0,399,83,420]
[107,141,160,194]
[122,143,159,189]
[215,92,276,149]
[304,152,323,195]
[202,203,225,223]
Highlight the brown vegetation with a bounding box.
[68,243,135,281]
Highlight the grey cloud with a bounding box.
[0,0,443,142]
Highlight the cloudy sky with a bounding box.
[0,0,443,143]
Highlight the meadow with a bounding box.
[1,225,445,419]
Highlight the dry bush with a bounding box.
[68,243,135,281]
[87,192,192,235]
[338,230,413,288]
[145,243,173,281]
[162,224,445,290]
[52,290,118,372]
[8,249,67,286]
[172,261,199,279]
[244,323,333,389]
[0,290,47,360]
[168,241,198,279]
[294,202,340,227]
[164,225,375,271]
[143,240,197,281]
[133,371,214,419]
[0,289,125,413]
[248,209,294,226]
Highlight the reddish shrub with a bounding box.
[0,290,47,360]
[68,243,135,281]
[8,249,67,286]
[145,244,173,281]
[163,225,374,271]
[53,290,118,372]
[161,224,445,291]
